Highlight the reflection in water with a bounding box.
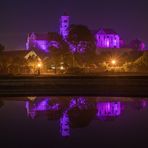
[24,97,148,137]
[26,97,61,119]
[96,102,121,121]
[60,111,70,137]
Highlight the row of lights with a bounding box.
[36,59,117,75]
[37,62,65,70]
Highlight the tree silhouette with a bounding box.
[133,51,148,72]
[68,24,95,43]
[67,24,96,67]
[129,39,145,50]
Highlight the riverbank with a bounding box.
[0,74,148,97]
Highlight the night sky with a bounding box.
[0,0,148,50]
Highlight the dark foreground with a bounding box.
[0,75,148,97]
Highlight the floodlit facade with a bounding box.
[59,12,70,39]
[96,28,120,48]
[26,13,121,53]
[26,32,60,52]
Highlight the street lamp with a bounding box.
[37,62,42,75]
[37,63,42,68]
[111,59,117,65]
[60,65,64,70]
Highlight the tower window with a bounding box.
[64,20,68,23]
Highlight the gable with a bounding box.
[30,33,37,40]
[97,29,106,35]
[24,50,41,61]
[96,28,118,35]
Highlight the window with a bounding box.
[64,20,67,23]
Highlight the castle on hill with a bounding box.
[26,13,121,53]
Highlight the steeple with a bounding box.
[59,12,70,39]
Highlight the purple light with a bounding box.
[96,102,121,118]
[96,29,120,48]
[68,41,87,53]
[48,41,59,49]
[113,39,117,46]
[69,97,87,109]
[35,98,49,111]
[25,98,60,119]
[60,15,69,39]
[36,40,49,52]
[140,42,145,51]
[142,100,147,108]
[106,40,109,47]
[60,111,70,137]
[68,42,77,53]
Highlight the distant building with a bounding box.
[26,13,70,52]
[59,12,70,39]
[96,28,120,48]
[26,32,62,52]
[26,13,121,53]
[1,49,47,62]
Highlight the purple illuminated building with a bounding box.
[26,32,61,52]
[26,13,69,52]
[59,12,69,39]
[26,13,148,54]
[96,28,120,48]
[26,13,122,53]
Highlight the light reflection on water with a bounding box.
[0,96,148,147]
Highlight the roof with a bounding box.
[97,28,118,35]
[29,32,62,41]
[0,49,48,60]
[30,49,48,59]
[1,50,29,58]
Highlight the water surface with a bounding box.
[0,96,148,147]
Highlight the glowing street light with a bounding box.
[111,59,117,65]
[37,63,42,68]
[51,66,55,69]
[37,62,42,75]
[60,65,64,70]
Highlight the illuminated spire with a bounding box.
[59,12,70,39]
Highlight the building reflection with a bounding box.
[131,99,148,110]
[96,102,121,121]
[26,97,67,120]
[25,97,148,137]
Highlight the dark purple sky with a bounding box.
[0,0,148,50]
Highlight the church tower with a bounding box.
[59,12,69,39]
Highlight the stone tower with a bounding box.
[59,12,69,39]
